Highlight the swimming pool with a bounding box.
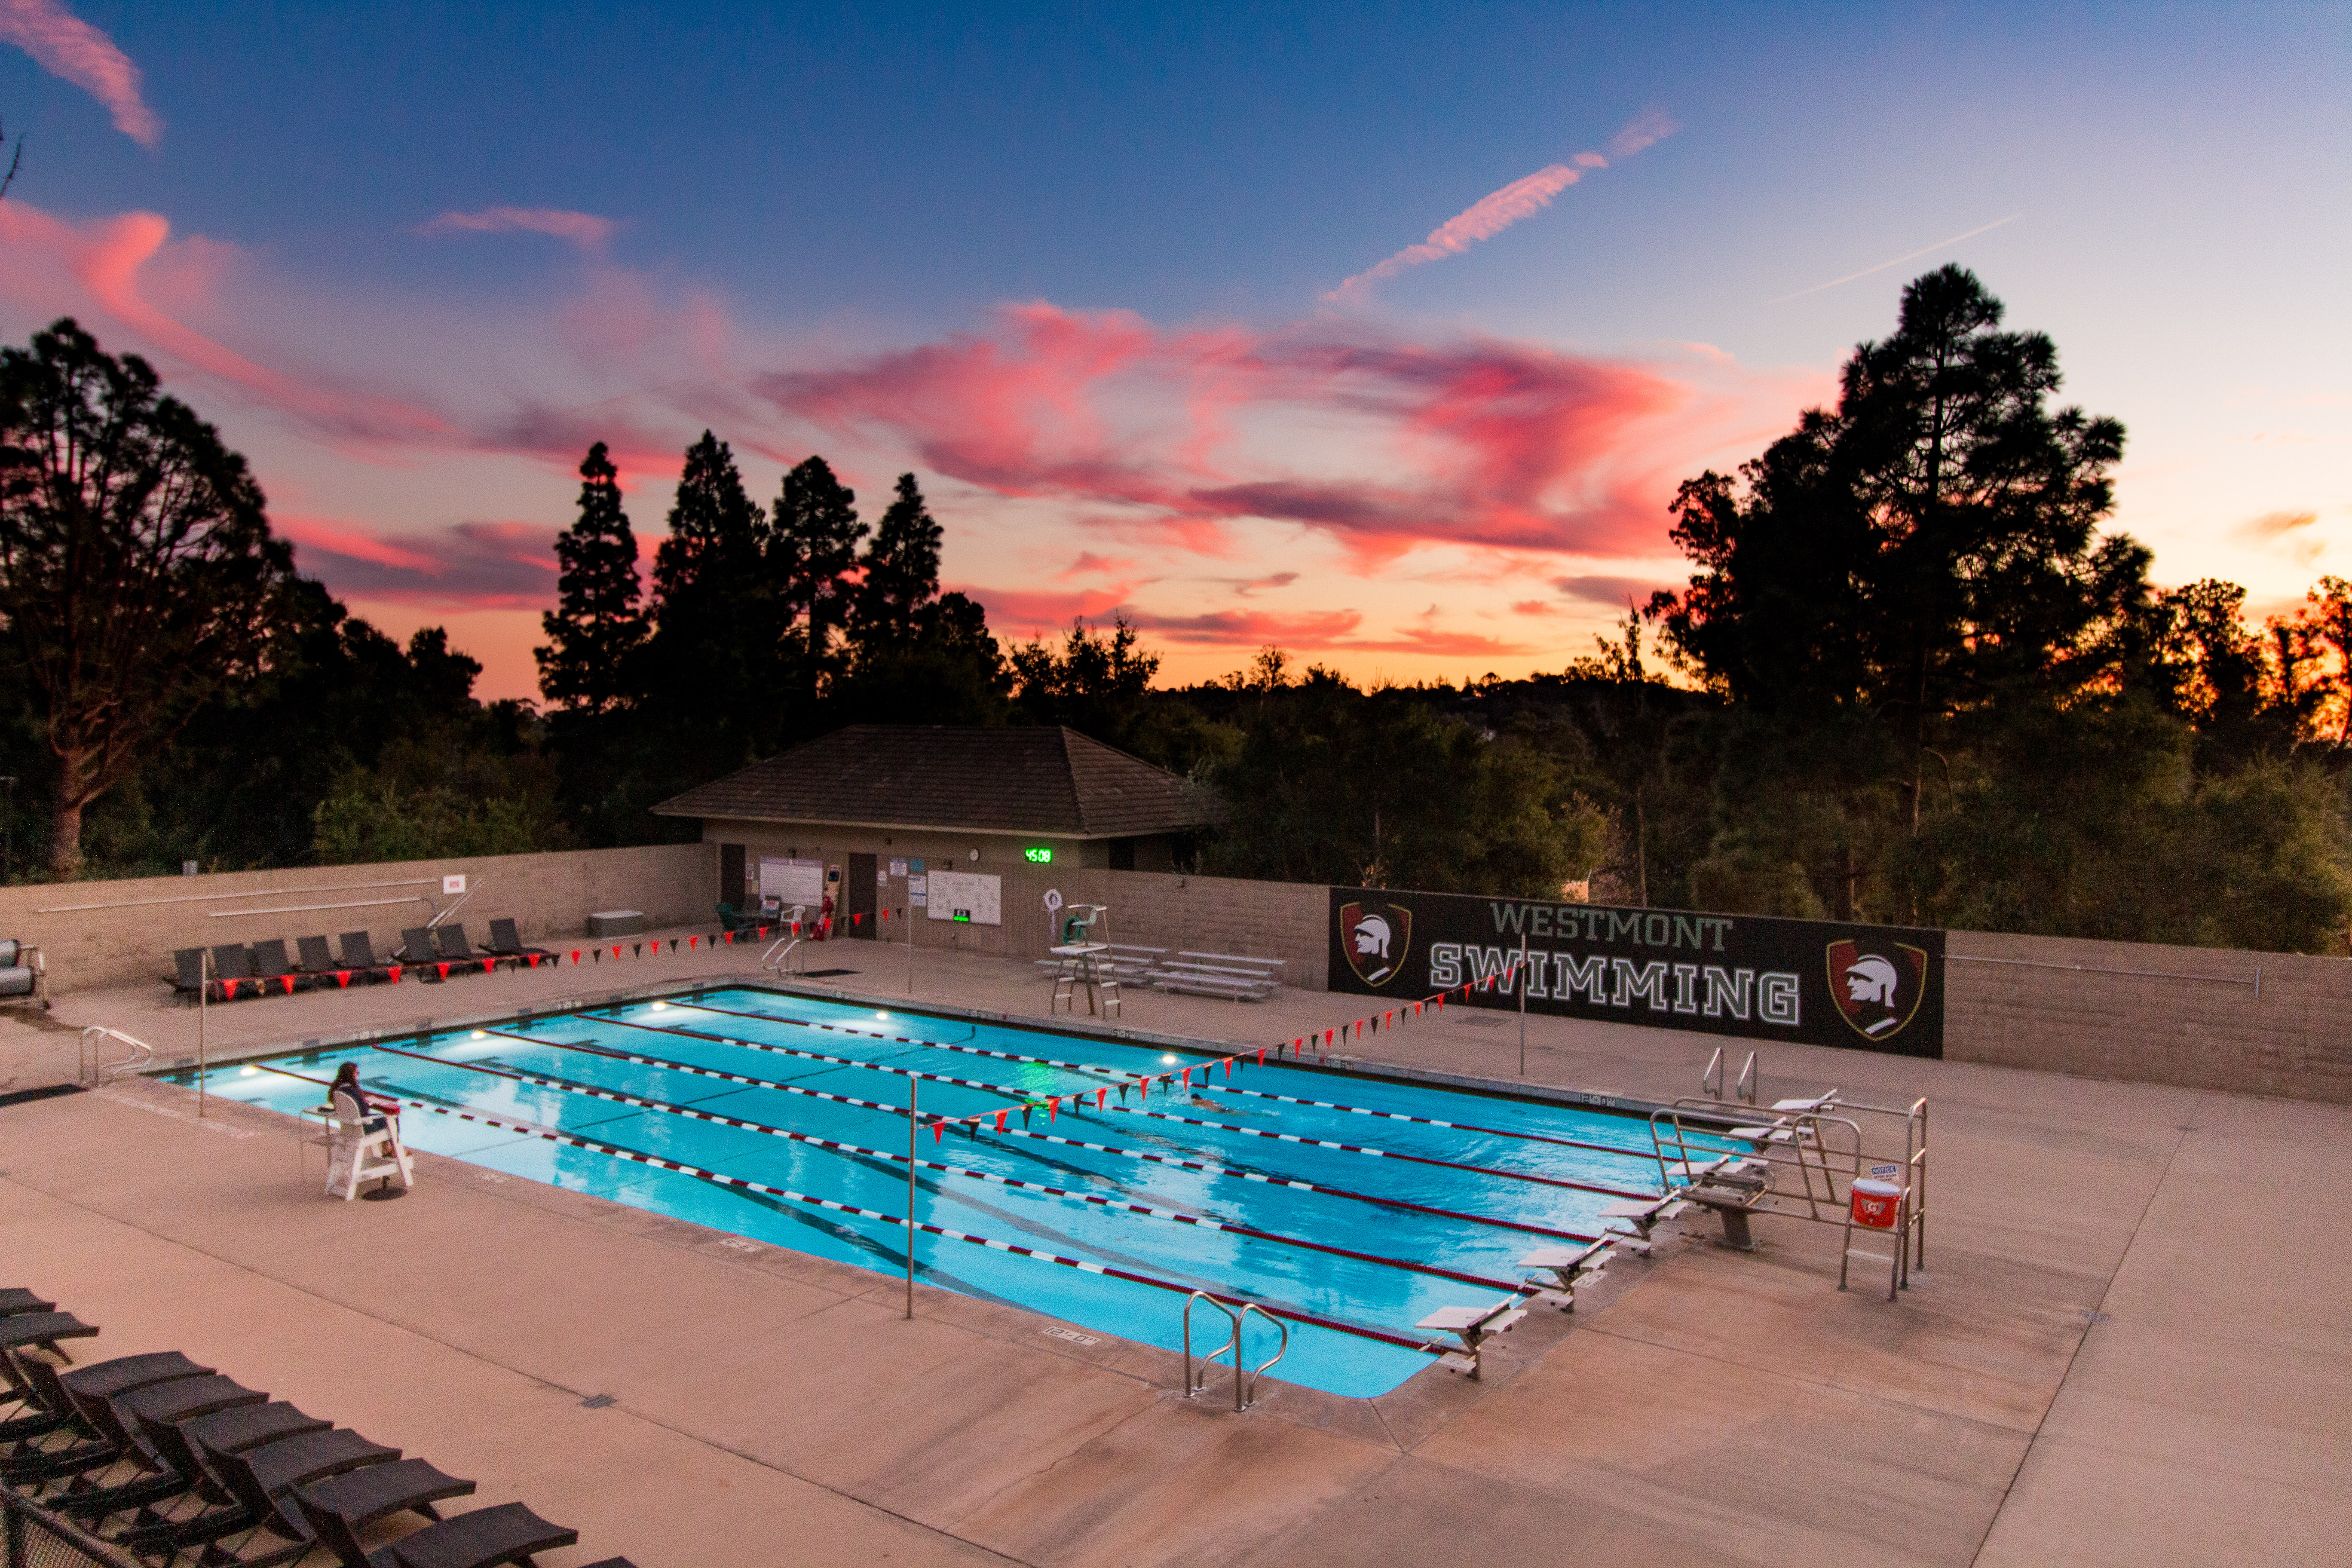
[189,987,1696,1397]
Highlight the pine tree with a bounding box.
[535,441,646,714]
[771,455,865,703]
[651,431,767,615]
[851,472,943,658]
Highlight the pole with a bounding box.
[1517,936,1528,1077]
[906,902,915,995]
[904,1074,917,1319]
[198,948,209,1116]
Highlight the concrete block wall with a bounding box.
[1942,928,2352,1103]
[0,842,714,992]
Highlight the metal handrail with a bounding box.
[1701,1047,1722,1098]
[1182,1291,1240,1400]
[1647,1091,1928,1274]
[80,1026,154,1086]
[1735,1051,1758,1106]
[1236,1304,1288,1410]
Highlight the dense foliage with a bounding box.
[4,281,2345,955]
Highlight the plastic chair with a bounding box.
[324,1090,413,1201]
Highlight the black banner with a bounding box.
[1328,886,1945,1059]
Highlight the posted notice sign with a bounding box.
[1327,885,1945,1059]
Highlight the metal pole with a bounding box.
[1517,936,1528,1076]
[198,949,209,1117]
[905,1074,917,1319]
[906,902,915,995]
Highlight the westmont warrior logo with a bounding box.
[1339,902,1412,987]
[1827,940,1929,1041]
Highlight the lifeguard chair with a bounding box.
[325,1087,414,1200]
[1049,903,1118,1017]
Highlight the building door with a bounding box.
[847,852,879,938]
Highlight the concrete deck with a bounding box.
[4,931,2346,1565]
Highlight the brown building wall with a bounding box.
[0,842,714,992]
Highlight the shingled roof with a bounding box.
[650,725,1222,838]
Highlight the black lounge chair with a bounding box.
[148,1425,401,1564]
[252,939,301,995]
[171,948,209,1003]
[116,1401,334,1552]
[339,931,392,982]
[0,1309,98,1372]
[211,943,262,999]
[349,1500,576,1568]
[433,925,500,974]
[0,1287,56,1316]
[295,1458,476,1568]
[397,928,443,970]
[484,919,553,968]
[2,1347,210,1483]
[50,1375,265,1522]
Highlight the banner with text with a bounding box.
[1327,887,1945,1058]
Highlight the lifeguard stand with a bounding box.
[1050,903,1118,1017]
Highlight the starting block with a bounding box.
[1518,1238,1614,1310]
[1417,1297,1527,1378]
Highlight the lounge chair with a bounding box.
[0,1287,56,1317]
[295,1458,477,1567]
[397,927,453,976]
[210,943,261,1000]
[252,938,301,995]
[151,1425,405,1565]
[434,924,501,975]
[171,948,209,1004]
[482,919,552,963]
[0,1308,99,1371]
[118,1401,333,1553]
[339,931,392,983]
[49,1374,266,1521]
[717,902,758,933]
[333,1499,577,1568]
[2,1346,211,1483]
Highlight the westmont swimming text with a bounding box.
[1329,887,1947,1058]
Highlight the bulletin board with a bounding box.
[925,870,1002,925]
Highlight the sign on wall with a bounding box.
[1328,885,1945,1059]
[926,870,1002,925]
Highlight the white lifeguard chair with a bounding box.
[325,1088,413,1200]
[1048,903,1118,1018]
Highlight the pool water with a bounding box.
[189,987,1698,1397]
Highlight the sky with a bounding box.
[0,1,2344,701]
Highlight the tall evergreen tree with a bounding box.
[771,455,864,703]
[851,472,942,656]
[650,431,767,615]
[535,441,646,715]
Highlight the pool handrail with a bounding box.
[1237,1303,1288,1410]
[1182,1291,1240,1402]
[80,1026,153,1086]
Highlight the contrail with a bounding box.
[1769,214,2023,304]
[1328,108,1678,304]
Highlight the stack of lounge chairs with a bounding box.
[3,1287,635,1568]
[170,924,552,1006]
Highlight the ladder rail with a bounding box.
[1236,1305,1288,1410]
[80,1026,153,1086]
[1182,1291,1240,1400]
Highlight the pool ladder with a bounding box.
[1703,1046,1758,1106]
[80,1026,153,1086]
[760,906,812,976]
[1182,1291,1288,1411]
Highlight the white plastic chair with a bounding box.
[325,1087,414,1200]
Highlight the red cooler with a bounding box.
[1849,1178,1903,1230]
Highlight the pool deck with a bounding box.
[4,929,2347,1565]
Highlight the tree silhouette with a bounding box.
[771,455,864,704]
[0,318,295,875]
[535,441,646,715]
[851,472,941,656]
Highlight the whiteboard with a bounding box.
[926,871,1002,925]
[759,857,825,910]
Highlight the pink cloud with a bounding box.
[1553,573,1665,609]
[769,304,1697,568]
[283,517,561,610]
[0,0,160,146]
[418,207,616,252]
[0,200,455,449]
[1123,608,1365,647]
[1327,110,1678,303]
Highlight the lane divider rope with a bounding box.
[258,1060,1437,1353]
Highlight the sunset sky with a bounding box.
[1,2,2343,700]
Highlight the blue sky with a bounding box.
[3,2,2344,696]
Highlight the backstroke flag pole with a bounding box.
[905,1074,917,1319]
[1518,935,1528,1076]
[199,949,209,1116]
